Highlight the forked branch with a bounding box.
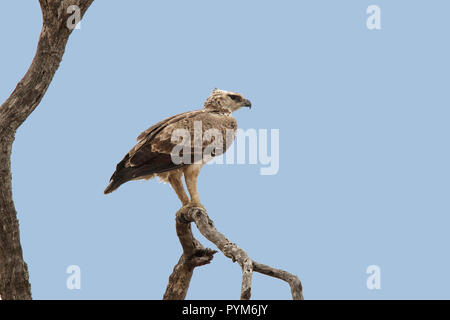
[164,207,303,300]
[163,210,217,300]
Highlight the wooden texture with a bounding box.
[0,0,94,300]
[163,209,217,300]
[164,206,304,300]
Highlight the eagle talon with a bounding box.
[104,89,251,213]
[182,202,206,212]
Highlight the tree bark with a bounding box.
[0,0,94,300]
[164,207,304,300]
[0,133,31,300]
[163,210,217,299]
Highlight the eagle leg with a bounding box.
[168,170,190,206]
[184,164,203,208]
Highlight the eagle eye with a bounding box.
[228,94,242,102]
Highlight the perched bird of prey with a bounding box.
[104,89,252,208]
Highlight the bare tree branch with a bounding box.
[167,207,304,300]
[0,0,94,300]
[163,209,217,300]
[253,262,303,300]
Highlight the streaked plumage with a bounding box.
[104,89,251,208]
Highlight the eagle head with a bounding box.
[204,88,252,113]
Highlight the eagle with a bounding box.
[104,89,252,208]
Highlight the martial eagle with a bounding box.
[104,89,252,208]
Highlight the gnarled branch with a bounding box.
[163,210,217,300]
[0,0,94,300]
[164,207,303,300]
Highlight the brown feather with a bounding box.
[104,109,237,194]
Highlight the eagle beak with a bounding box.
[243,99,252,109]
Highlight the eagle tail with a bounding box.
[104,155,133,194]
[104,171,131,194]
[104,151,184,194]
[104,179,122,194]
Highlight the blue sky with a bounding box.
[1,0,449,299]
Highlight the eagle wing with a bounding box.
[104,110,237,194]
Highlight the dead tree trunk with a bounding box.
[164,207,303,300]
[163,212,217,299]
[0,0,94,300]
